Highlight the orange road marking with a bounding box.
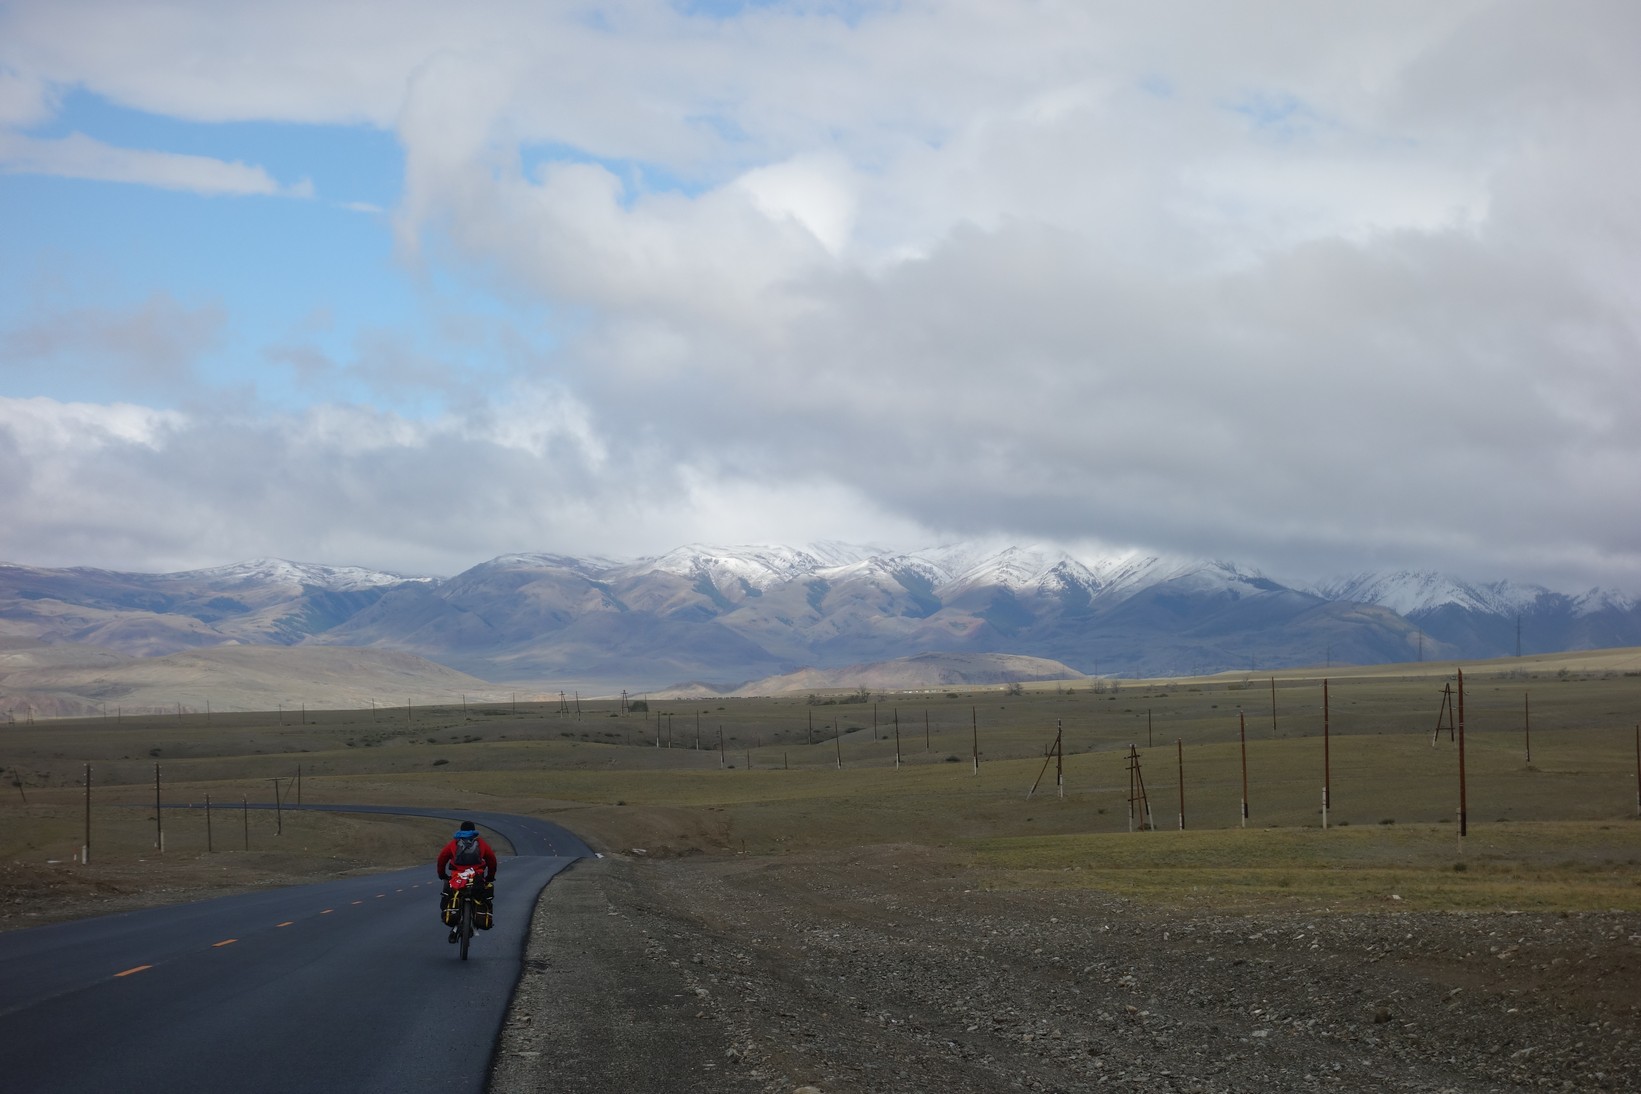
[115,965,152,978]
[276,921,294,927]
[351,900,363,906]
[321,909,334,915]
[212,939,237,948]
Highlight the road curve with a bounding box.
[0,805,589,1094]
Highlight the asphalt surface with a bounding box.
[0,806,589,1094]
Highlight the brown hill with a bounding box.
[724,651,1087,697]
[0,643,508,719]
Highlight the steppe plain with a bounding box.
[4,648,1640,1092]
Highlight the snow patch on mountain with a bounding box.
[1572,587,1637,615]
[488,552,625,576]
[1315,571,1547,616]
[181,558,429,592]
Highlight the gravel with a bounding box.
[492,847,1641,1094]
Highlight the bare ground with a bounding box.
[493,847,1641,1094]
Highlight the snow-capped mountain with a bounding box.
[184,558,430,593]
[3,545,1637,691]
[1314,571,1549,617]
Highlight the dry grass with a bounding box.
[969,821,1641,913]
[3,651,1638,920]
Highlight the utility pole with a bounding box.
[1322,680,1331,830]
[1056,721,1063,798]
[1457,669,1468,840]
[1524,692,1532,764]
[1239,711,1249,827]
[1176,738,1185,830]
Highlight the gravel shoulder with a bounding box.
[492,846,1641,1093]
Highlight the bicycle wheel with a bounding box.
[458,896,473,961]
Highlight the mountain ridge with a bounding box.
[3,545,1637,696]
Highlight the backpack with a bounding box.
[452,835,482,866]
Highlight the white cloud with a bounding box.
[0,64,54,128]
[0,130,309,196]
[1,294,227,397]
[1,2,1638,591]
[734,153,858,255]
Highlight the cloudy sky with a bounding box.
[1,1,1637,590]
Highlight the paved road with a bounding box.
[0,806,589,1094]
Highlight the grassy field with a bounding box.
[3,648,1639,917]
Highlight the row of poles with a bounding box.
[645,705,985,774]
[1025,671,1641,836]
[76,762,302,864]
[55,672,1641,860]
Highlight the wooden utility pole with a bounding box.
[1524,692,1532,764]
[1176,738,1185,830]
[1433,683,1456,745]
[1127,744,1153,831]
[893,710,902,769]
[154,763,163,852]
[1238,711,1249,827]
[1457,669,1468,839]
[1026,723,1062,800]
[83,763,91,865]
[972,708,979,775]
[1322,679,1331,830]
[1056,720,1063,799]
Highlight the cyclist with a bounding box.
[436,820,498,942]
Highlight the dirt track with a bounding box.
[492,848,1641,1094]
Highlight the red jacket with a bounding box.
[437,835,498,881]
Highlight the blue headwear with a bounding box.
[454,821,478,838]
